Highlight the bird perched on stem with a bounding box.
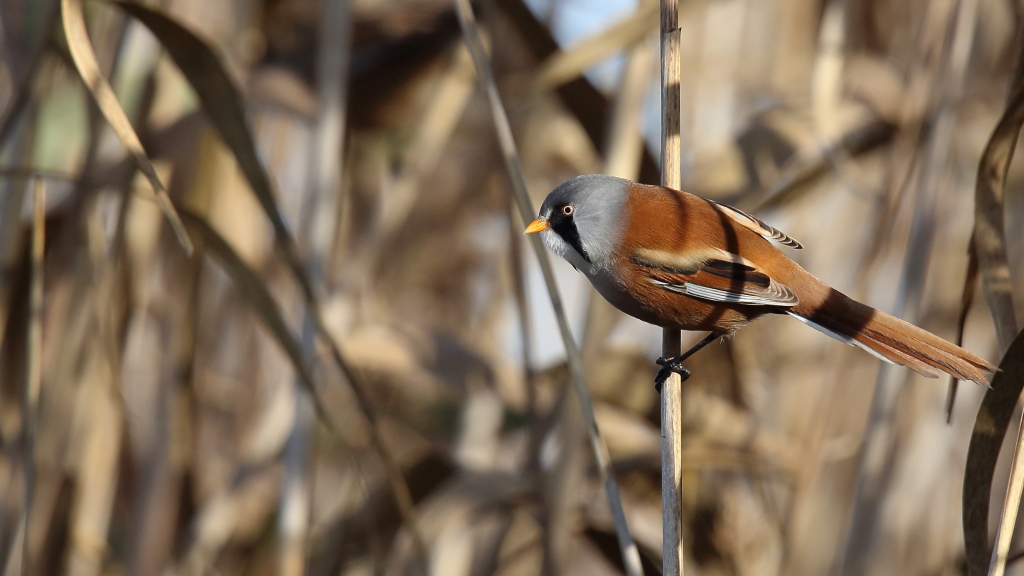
[524,174,995,388]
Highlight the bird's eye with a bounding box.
[561,205,575,216]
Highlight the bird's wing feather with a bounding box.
[633,247,799,307]
[709,201,803,249]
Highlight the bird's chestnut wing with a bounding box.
[632,248,798,307]
[709,201,803,249]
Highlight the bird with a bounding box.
[524,174,996,388]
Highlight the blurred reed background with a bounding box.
[0,0,1022,575]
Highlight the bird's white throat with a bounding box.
[540,229,595,274]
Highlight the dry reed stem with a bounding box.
[278,0,352,573]
[989,407,1024,576]
[837,2,978,570]
[958,328,1024,576]
[506,201,539,446]
[113,7,430,571]
[810,2,875,199]
[946,237,980,422]
[603,35,654,180]
[380,44,475,240]
[744,118,895,212]
[660,0,684,573]
[965,326,1024,576]
[923,18,989,421]
[532,2,657,93]
[66,351,123,576]
[781,52,926,571]
[0,171,32,357]
[981,30,1024,576]
[959,15,1024,576]
[182,210,431,573]
[541,387,586,575]
[579,14,654,434]
[452,1,643,575]
[112,3,313,305]
[279,395,313,576]
[19,178,45,576]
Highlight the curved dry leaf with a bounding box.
[973,39,1024,352]
[110,2,344,401]
[963,37,1024,576]
[946,237,980,422]
[114,2,315,298]
[113,8,429,566]
[963,327,1024,576]
[61,0,193,253]
[991,419,1024,576]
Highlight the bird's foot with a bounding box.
[654,356,692,394]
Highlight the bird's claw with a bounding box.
[654,357,691,394]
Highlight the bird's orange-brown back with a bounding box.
[620,183,801,272]
[585,180,994,384]
[607,183,796,331]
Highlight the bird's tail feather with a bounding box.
[789,293,996,386]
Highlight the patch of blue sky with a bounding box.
[523,0,637,92]
[524,0,664,164]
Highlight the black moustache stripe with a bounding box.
[553,218,591,264]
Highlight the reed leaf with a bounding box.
[61,0,193,253]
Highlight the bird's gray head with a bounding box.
[525,174,630,272]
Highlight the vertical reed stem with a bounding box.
[453,1,642,574]
[278,0,352,574]
[660,0,684,573]
[22,178,46,576]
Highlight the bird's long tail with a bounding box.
[789,288,996,386]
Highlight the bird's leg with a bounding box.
[655,332,720,393]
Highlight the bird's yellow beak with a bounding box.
[524,219,550,234]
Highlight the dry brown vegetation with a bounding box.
[0,0,1023,575]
